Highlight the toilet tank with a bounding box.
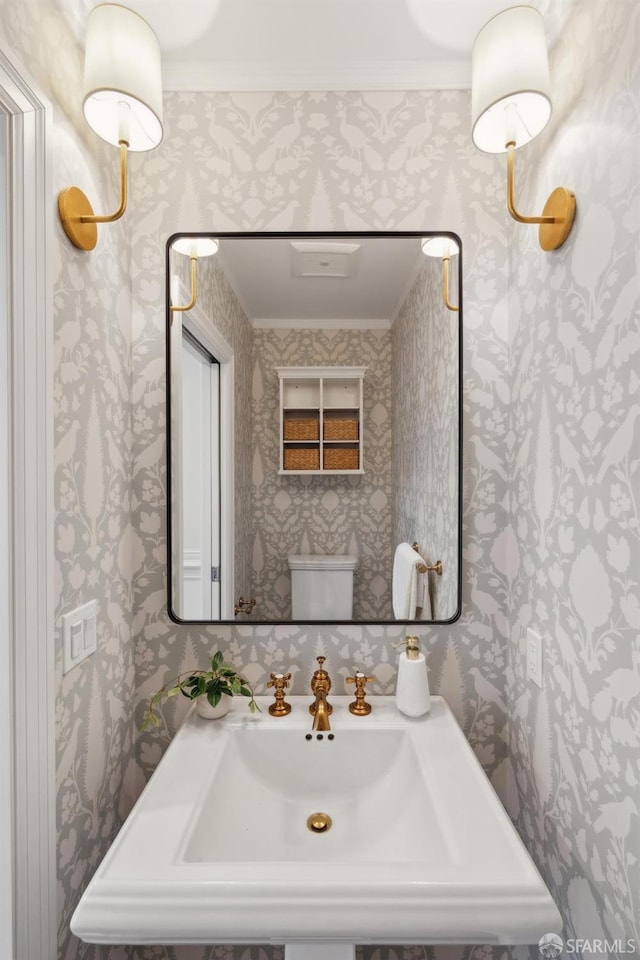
[288,554,358,620]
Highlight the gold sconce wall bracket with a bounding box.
[506,142,576,252]
[58,141,129,251]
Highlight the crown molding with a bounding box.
[252,317,391,330]
[163,59,471,92]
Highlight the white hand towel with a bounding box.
[417,574,433,620]
[392,542,421,619]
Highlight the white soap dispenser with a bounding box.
[395,635,431,718]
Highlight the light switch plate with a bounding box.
[63,599,98,674]
[526,628,543,689]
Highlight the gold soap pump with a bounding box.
[394,635,431,718]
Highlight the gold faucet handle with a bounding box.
[310,656,332,694]
[346,671,375,716]
[309,657,333,717]
[267,671,291,688]
[267,672,292,716]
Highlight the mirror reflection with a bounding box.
[167,233,462,624]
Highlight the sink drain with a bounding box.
[306,812,332,834]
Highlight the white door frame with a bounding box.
[171,278,235,620]
[0,47,56,959]
[183,315,234,620]
[180,334,217,618]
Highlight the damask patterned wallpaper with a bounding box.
[504,0,640,952]
[1,1,638,960]
[251,326,393,621]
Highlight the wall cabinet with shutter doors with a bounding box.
[277,366,366,475]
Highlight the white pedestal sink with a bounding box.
[71,697,561,946]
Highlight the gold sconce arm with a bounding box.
[442,256,459,313]
[421,235,459,310]
[506,141,553,225]
[506,142,576,250]
[58,141,129,251]
[170,237,219,320]
[82,140,128,224]
[170,256,198,315]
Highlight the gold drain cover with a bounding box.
[307,812,332,833]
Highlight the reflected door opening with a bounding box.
[180,332,220,619]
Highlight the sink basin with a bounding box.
[185,726,447,865]
[71,696,561,945]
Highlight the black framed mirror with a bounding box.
[166,231,462,625]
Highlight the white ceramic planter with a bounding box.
[195,696,231,720]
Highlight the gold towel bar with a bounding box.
[411,542,443,576]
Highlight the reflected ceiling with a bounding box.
[218,236,422,327]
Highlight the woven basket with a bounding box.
[284,447,320,471]
[323,448,359,470]
[323,418,358,441]
[284,417,319,441]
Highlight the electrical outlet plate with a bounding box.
[526,628,543,689]
[63,599,98,674]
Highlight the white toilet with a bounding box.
[288,554,358,620]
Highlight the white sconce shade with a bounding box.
[172,237,220,258]
[471,5,551,154]
[83,3,164,152]
[421,236,460,259]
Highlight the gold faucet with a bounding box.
[309,656,333,731]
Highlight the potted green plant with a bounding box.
[141,651,259,729]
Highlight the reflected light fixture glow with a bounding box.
[471,5,576,251]
[422,236,459,312]
[58,4,164,251]
[170,237,220,316]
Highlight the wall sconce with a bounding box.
[471,5,576,251]
[58,3,163,252]
[421,236,459,312]
[170,238,220,315]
